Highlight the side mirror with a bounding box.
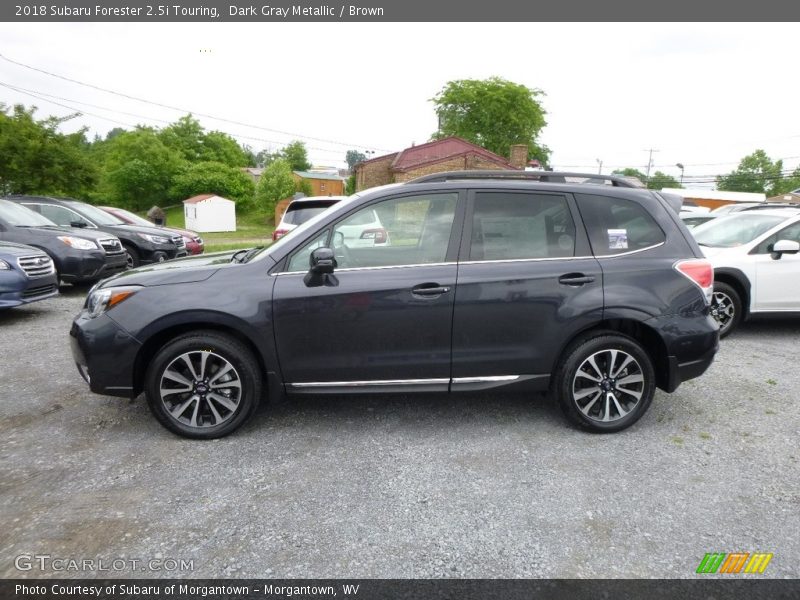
[771,239,800,260]
[309,247,336,274]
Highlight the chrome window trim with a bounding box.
[459,255,592,266]
[595,241,665,258]
[274,262,456,276]
[289,378,449,388]
[451,375,520,384]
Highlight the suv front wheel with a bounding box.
[554,333,655,433]
[144,331,263,439]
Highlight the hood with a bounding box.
[19,225,118,242]
[96,250,247,288]
[0,241,48,257]
[109,224,182,238]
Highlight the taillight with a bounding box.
[272,229,289,241]
[360,228,388,244]
[675,259,714,304]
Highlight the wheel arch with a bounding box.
[713,268,751,319]
[552,316,671,392]
[132,313,273,398]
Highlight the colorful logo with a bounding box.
[696,552,773,574]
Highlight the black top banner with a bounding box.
[3,0,800,22]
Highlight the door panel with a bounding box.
[754,253,800,310]
[273,265,456,384]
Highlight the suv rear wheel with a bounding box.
[144,331,262,439]
[554,333,655,432]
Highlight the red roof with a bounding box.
[183,194,215,204]
[391,137,515,171]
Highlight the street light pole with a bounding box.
[676,163,685,185]
[643,148,660,184]
[596,158,603,174]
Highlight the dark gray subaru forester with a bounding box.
[70,171,719,439]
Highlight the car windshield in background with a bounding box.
[693,214,785,247]
[283,201,338,225]
[108,207,153,227]
[66,201,125,225]
[0,199,58,227]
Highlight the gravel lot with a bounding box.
[1,287,798,579]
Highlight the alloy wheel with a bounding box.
[571,349,644,423]
[711,291,735,333]
[159,350,242,428]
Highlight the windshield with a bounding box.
[66,201,125,225]
[693,214,785,247]
[0,199,58,227]
[105,207,153,227]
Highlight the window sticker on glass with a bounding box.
[608,228,628,250]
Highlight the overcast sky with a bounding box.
[1,22,798,186]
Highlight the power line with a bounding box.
[0,52,392,153]
[0,81,351,159]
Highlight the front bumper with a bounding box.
[70,310,141,397]
[0,270,59,308]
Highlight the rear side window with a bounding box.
[469,192,575,261]
[576,194,665,256]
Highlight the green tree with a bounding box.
[717,150,783,194]
[0,104,97,197]
[98,128,184,210]
[645,171,681,190]
[345,150,366,170]
[296,178,313,197]
[430,77,549,163]
[255,158,296,213]
[345,174,356,195]
[159,115,249,167]
[170,161,255,207]
[773,165,800,195]
[280,140,312,171]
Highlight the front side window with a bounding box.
[37,204,91,228]
[753,220,800,254]
[469,192,575,261]
[284,193,458,272]
[576,194,666,256]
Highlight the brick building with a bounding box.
[354,137,527,191]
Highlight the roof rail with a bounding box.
[405,170,645,188]
[741,203,800,211]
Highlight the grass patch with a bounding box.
[670,436,684,446]
[156,204,275,252]
[766,378,777,386]
[699,432,711,440]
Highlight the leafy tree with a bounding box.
[345,150,367,170]
[170,161,255,207]
[717,150,783,194]
[280,140,311,171]
[0,104,97,197]
[646,171,681,190]
[296,178,313,197]
[345,174,356,195]
[255,158,296,213]
[773,165,800,195]
[159,115,249,167]
[98,128,184,210]
[430,77,549,163]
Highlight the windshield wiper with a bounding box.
[231,247,264,264]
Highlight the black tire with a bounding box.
[553,333,656,433]
[124,244,140,268]
[144,331,262,439]
[711,281,741,338]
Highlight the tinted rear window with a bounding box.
[576,194,666,256]
[284,201,338,225]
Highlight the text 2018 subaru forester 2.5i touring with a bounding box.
[70,171,719,439]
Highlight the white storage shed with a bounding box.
[183,194,236,233]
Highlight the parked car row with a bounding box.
[0,196,204,311]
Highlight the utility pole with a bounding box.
[644,148,659,184]
[596,158,603,174]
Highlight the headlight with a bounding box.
[0,259,10,270]
[137,233,170,245]
[58,236,98,250]
[86,286,140,318]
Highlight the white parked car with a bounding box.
[273,196,348,241]
[691,207,800,336]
